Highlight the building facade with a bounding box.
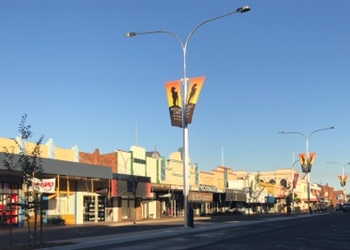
[0,136,338,227]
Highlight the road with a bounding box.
[1,212,349,249]
[88,212,350,250]
[1,214,259,248]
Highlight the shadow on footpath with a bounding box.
[0,212,299,249]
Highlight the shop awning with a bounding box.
[301,198,318,202]
[225,189,246,202]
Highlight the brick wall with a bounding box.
[79,148,117,173]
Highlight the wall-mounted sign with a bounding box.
[199,184,217,193]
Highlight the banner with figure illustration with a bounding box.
[308,152,316,167]
[165,76,205,128]
[165,80,182,128]
[299,153,307,173]
[185,76,205,125]
[338,175,348,187]
[299,152,316,173]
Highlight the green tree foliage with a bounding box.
[3,114,44,187]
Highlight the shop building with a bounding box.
[1,136,339,226]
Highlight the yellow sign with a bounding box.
[259,182,275,194]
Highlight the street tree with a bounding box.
[2,114,44,247]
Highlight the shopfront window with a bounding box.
[0,182,19,225]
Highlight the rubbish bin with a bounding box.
[188,207,194,228]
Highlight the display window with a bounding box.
[0,182,19,225]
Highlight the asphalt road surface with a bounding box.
[89,212,350,250]
[1,212,350,249]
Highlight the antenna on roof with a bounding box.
[221,146,224,167]
[135,121,138,146]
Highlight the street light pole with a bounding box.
[279,127,335,214]
[342,163,350,203]
[125,5,250,227]
[291,159,299,212]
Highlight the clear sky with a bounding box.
[1,0,349,190]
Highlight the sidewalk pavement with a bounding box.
[40,213,315,250]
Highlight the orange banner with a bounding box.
[338,175,349,187]
[299,153,308,173]
[165,80,182,128]
[299,153,307,167]
[185,76,205,125]
[165,76,205,128]
[298,152,316,173]
[308,152,316,166]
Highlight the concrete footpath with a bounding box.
[39,213,315,250]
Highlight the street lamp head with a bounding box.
[236,6,251,13]
[124,32,136,38]
[278,131,285,134]
[330,126,336,129]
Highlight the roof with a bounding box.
[0,152,112,179]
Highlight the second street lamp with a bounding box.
[291,159,299,212]
[279,127,335,214]
[125,5,250,227]
[341,163,350,202]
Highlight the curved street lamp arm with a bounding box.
[279,131,306,139]
[308,126,335,138]
[124,5,251,88]
[183,6,250,50]
[343,163,350,176]
[292,159,300,168]
[124,5,251,55]
[279,127,335,140]
[124,30,184,48]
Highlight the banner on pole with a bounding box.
[338,175,348,187]
[308,152,316,167]
[165,76,205,128]
[299,153,308,173]
[165,80,182,128]
[293,173,299,189]
[299,152,316,173]
[185,76,205,125]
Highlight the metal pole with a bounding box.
[342,163,350,203]
[306,137,311,214]
[182,38,189,227]
[125,6,251,227]
[291,159,299,213]
[279,127,335,214]
[343,165,345,203]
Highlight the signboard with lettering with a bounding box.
[198,184,217,193]
[188,191,212,202]
[110,179,117,197]
[31,178,56,193]
[151,183,171,190]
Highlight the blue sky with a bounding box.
[1,0,349,190]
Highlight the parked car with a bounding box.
[335,204,343,211]
[327,204,334,211]
[312,203,327,213]
[342,203,350,213]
